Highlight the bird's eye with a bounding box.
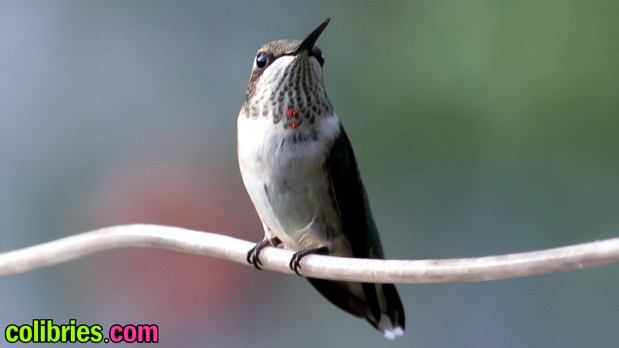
[312,47,324,67]
[255,52,269,69]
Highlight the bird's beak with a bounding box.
[293,18,330,55]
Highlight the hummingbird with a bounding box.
[237,18,405,339]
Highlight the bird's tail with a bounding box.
[306,278,405,339]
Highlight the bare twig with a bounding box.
[0,224,617,283]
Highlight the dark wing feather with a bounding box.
[325,122,385,259]
[314,123,384,323]
[311,122,406,333]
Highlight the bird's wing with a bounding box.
[325,122,385,260]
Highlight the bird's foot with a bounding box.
[247,237,281,270]
[289,246,329,276]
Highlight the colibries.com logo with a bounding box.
[5,319,159,344]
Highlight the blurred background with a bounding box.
[1,1,619,347]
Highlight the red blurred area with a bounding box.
[80,154,264,337]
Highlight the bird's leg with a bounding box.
[247,237,282,270]
[289,246,329,276]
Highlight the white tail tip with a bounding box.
[383,326,404,340]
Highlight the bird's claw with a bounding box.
[289,246,329,276]
[246,237,282,270]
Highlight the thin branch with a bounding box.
[0,224,618,283]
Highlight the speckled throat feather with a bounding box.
[243,40,333,129]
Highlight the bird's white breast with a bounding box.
[237,110,342,250]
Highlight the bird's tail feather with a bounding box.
[306,278,405,339]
